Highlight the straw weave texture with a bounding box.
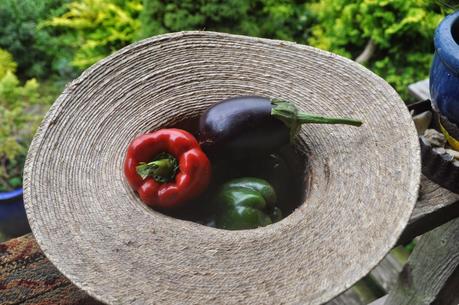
[24,31,420,305]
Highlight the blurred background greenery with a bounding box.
[0,0,455,191]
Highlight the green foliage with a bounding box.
[0,49,17,80]
[0,50,44,192]
[140,0,314,42]
[404,238,417,253]
[42,0,143,69]
[0,0,74,80]
[307,0,445,100]
[40,0,447,101]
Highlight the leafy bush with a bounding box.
[43,0,143,69]
[140,0,314,42]
[0,50,17,80]
[0,49,44,192]
[0,0,73,80]
[307,0,446,100]
[44,0,314,69]
[140,0,449,100]
[34,0,454,102]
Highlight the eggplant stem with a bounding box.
[296,113,363,126]
[270,99,363,141]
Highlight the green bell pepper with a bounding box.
[214,177,282,230]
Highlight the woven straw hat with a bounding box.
[24,32,420,305]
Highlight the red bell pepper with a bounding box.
[124,128,211,208]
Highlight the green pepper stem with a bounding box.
[271,99,363,141]
[136,153,179,183]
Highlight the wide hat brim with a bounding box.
[24,31,420,305]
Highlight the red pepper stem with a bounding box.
[148,158,175,175]
[136,153,179,183]
[271,99,362,141]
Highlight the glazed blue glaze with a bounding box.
[430,10,459,125]
[0,188,30,238]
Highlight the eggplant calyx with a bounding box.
[270,99,301,141]
[270,99,363,141]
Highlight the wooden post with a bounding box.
[432,267,459,305]
[397,176,459,245]
[326,289,366,305]
[370,296,388,305]
[383,218,459,305]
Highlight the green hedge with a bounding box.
[140,0,313,42]
[307,0,447,100]
[26,0,454,100]
[0,49,44,191]
[0,0,73,80]
[138,0,449,100]
[42,0,143,70]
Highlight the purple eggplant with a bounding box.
[198,96,362,156]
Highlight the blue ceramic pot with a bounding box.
[0,188,30,238]
[430,10,459,125]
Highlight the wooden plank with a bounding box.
[369,252,404,292]
[325,250,407,305]
[397,175,459,245]
[351,277,385,303]
[384,218,459,305]
[369,296,387,305]
[408,79,430,100]
[325,289,365,305]
[432,267,459,305]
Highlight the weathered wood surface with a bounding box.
[369,252,404,292]
[369,296,388,305]
[432,267,459,305]
[336,250,407,305]
[400,78,459,243]
[397,175,459,245]
[407,79,430,100]
[384,218,459,305]
[325,289,366,305]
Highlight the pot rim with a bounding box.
[0,188,23,202]
[435,10,459,73]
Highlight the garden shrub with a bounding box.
[45,0,313,69]
[307,0,446,100]
[0,50,17,80]
[0,0,72,80]
[140,0,313,42]
[43,0,143,69]
[41,0,453,101]
[0,49,45,191]
[141,0,450,100]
